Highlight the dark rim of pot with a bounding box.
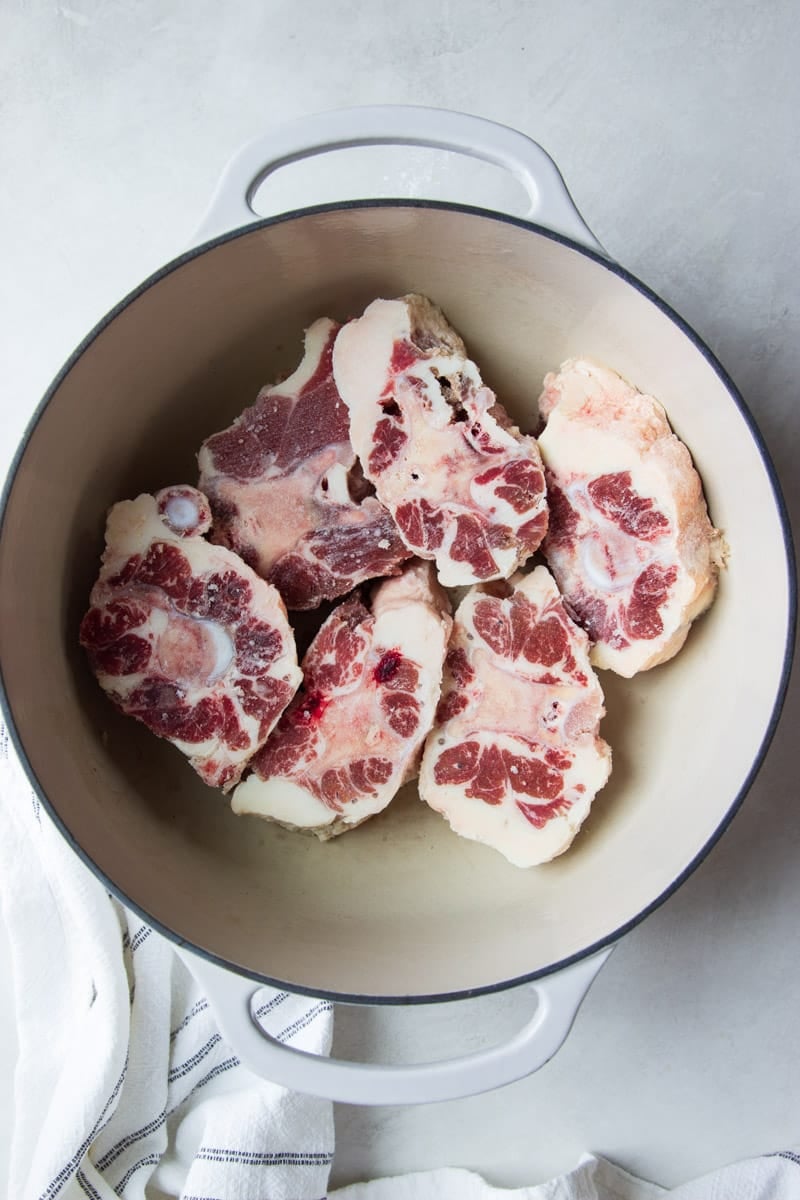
[0,199,796,1005]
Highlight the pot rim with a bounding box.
[1,197,796,1004]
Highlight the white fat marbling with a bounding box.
[232,774,335,827]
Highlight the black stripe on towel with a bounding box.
[94,1055,240,1172]
[39,1061,127,1200]
[128,924,152,954]
[766,1150,800,1166]
[170,998,209,1041]
[253,990,290,1019]
[167,1033,222,1083]
[114,1152,161,1193]
[190,1055,240,1093]
[75,1169,103,1200]
[95,1108,167,1170]
[276,1001,333,1044]
[196,1147,333,1166]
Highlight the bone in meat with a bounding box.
[233,560,452,837]
[333,295,548,588]
[198,318,410,610]
[419,566,611,866]
[79,486,302,790]
[538,359,724,676]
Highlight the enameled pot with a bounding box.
[0,108,794,1104]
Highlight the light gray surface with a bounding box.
[1,0,798,1192]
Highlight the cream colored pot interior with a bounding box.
[0,206,790,999]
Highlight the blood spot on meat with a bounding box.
[588,472,670,540]
[80,599,148,649]
[368,419,408,475]
[234,620,281,675]
[623,563,678,639]
[374,649,402,685]
[290,690,329,725]
[136,542,192,603]
[92,634,152,677]
[379,657,419,692]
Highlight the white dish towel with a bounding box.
[0,725,334,1200]
[2,721,799,1200]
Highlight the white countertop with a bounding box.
[1,1,798,1192]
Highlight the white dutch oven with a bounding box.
[0,107,794,1105]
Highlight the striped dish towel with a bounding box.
[4,716,800,1200]
[0,720,334,1200]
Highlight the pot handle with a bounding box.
[176,944,613,1105]
[191,105,605,253]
